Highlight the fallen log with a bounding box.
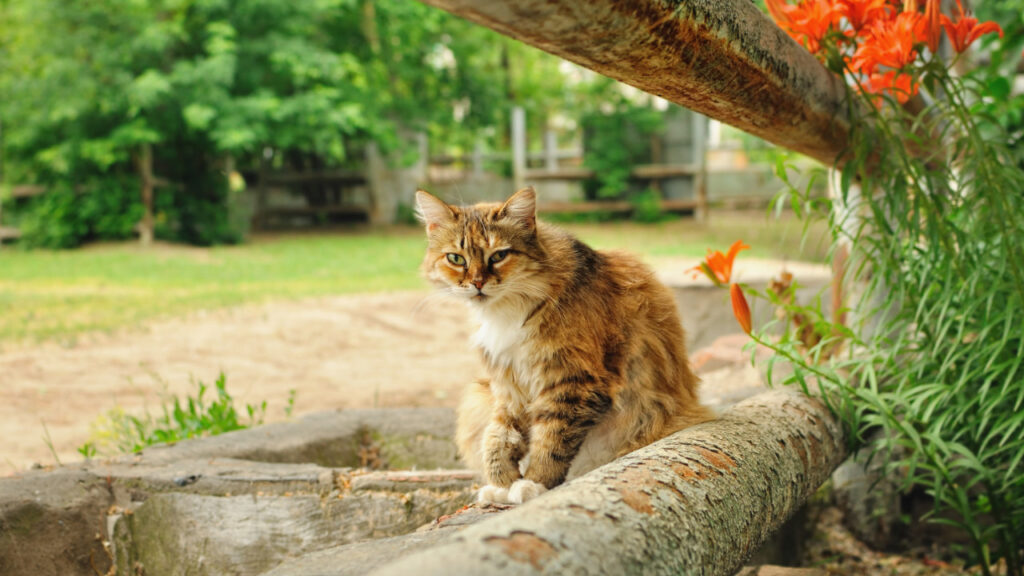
[365,389,846,576]
[417,0,849,166]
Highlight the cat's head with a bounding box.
[415,187,547,307]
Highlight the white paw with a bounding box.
[477,484,511,504]
[507,479,547,504]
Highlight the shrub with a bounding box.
[17,176,143,249]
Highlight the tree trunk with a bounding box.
[417,0,850,166]
[368,389,846,576]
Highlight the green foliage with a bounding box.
[629,188,670,223]
[85,373,268,455]
[77,442,97,460]
[154,171,240,246]
[758,57,1024,575]
[17,177,143,249]
[974,0,1024,164]
[580,89,664,199]
[0,0,579,247]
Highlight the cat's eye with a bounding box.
[446,253,466,266]
[489,250,510,264]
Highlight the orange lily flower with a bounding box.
[941,0,1003,54]
[850,11,925,74]
[766,0,845,54]
[731,283,753,335]
[689,240,750,286]
[922,0,942,53]
[837,0,888,33]
[867,69,919,104]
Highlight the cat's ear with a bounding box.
[415,189,456,232]
[499,187,536,230]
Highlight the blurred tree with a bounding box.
[0,0,614,246]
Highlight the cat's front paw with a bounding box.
[508,479,547,504]
[477,484,511,504]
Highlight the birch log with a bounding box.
[416,0,850,166]
[370,389,846,576]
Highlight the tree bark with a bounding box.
[370,389,846,576]
[416,0,850,166]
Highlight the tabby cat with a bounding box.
[416,187,713,504]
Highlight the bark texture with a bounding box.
[371,389,846,576]
[416,0,850,166]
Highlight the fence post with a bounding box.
[693,113,709,222]
[255,149,270,230]
[543,129,558,173]
[511,106,526,191]
[471,140,484,179]
[136,143,154,246]
[365,140,390,224]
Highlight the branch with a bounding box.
[366,389,846,576]
[416,0,851,165]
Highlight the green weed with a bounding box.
[82,373,275,455]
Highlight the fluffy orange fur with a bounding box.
[416,187,713,504]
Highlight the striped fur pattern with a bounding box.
[416,187,713,503]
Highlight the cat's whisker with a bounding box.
[411,289,455,317]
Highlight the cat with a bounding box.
[415,186,713,504]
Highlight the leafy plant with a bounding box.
[629,187,670,223]
[693,2,1024,574]
[86,373,271,455]
[0,0,587,247]
[77,442,97,460]
[16,176,144,249]
[581,98,664,200]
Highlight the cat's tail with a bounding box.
[455,379,493,473]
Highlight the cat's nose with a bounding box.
[472,279,485,290]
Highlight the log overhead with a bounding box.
[417,0,851,166]
[370,390,847,576]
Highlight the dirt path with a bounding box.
[2,256,798,472]
[0,292,485,471]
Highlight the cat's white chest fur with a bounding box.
[471,302,541,406]
[473,311,525,362]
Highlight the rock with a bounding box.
[112,481,475,576]
[0,407,464,576]
[120,407,459,469]
[0,469,114,576]
[831,449,903,550]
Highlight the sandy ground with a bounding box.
[3,254,829,473]
[1,257,826,472]
[0,291,489,472]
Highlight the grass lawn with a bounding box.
[0,211,827,347]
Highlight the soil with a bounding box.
[2,251,834,472]
[0,291,486,472]
[1,286,766,473]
